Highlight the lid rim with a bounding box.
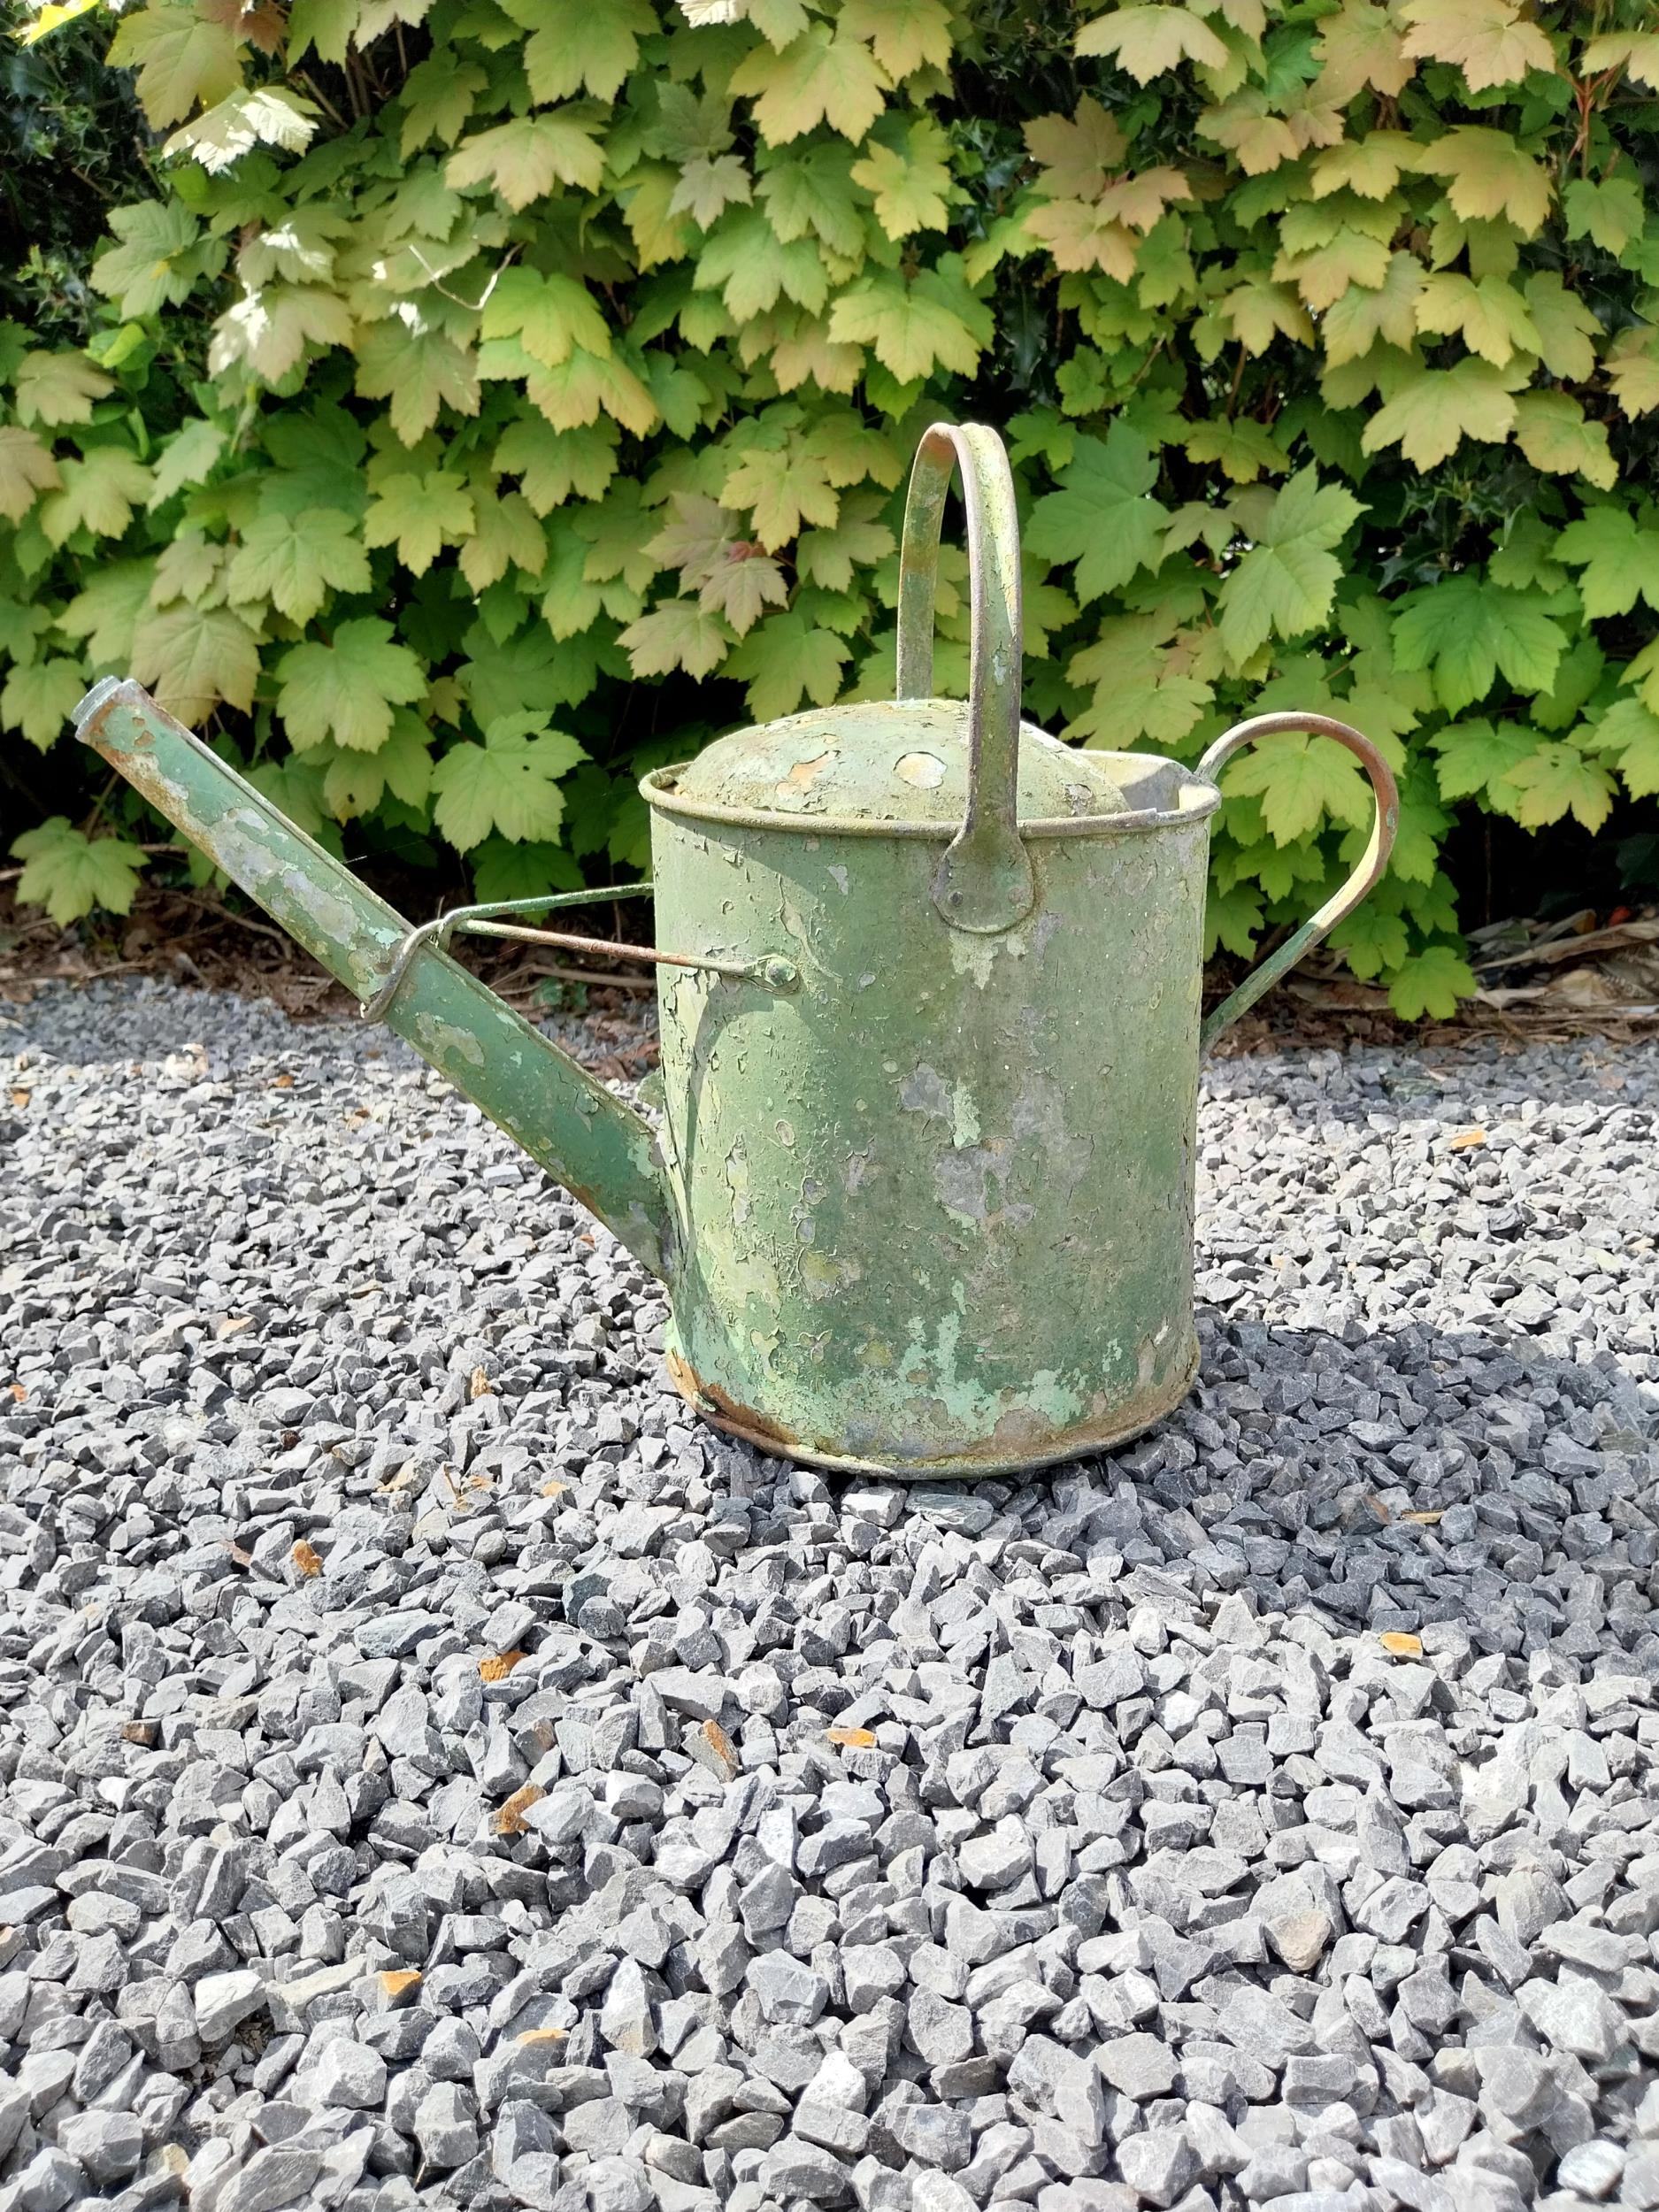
[641,764,1221,840]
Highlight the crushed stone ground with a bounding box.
[2,979,1657,2212]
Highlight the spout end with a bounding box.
[73,674,133,738]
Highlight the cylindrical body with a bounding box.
[648,799,1212,1477]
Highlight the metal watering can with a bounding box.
[75,422,1396,1479]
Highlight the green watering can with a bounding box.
[75,422,1396,1479]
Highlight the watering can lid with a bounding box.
[651,698,1133,830]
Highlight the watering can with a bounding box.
[73,422,1395,1479]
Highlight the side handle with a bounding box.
[897,422,1036,935]
[1196,711,1398,1054]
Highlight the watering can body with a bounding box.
[75,420,1396,1479]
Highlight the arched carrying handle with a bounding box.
[897,422,1036,934]
[1196,711,1399,1054]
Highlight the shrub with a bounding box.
[3,0,1657,1018]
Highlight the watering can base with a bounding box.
[661,1339,1202,1482]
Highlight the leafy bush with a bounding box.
[3,0,1657,1017]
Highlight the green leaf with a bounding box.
[39,449,153,546]
[480,268,611,368]
[728,27,890,147]
[322,712,434,818]
[471,838,585,905]
[1428,717,1540,805]
[363,470,475,575]
[1583,696,1659,799]
[825,261,991,383]
[227,506,371,622]
[518,0,656,104]
[14,351,113,429]
[726,610,851,721]
[91,200,211,319]
[839,0,953,78]
[720,445,839,549]
[1219,730,1374,845]
[105,0,244,129]
[354,321,481,447]
[0,657,88,750]
[1392,577,1566,711]
[1075,6,1228,80]
[1388,944,1476,1022]
[277,617,427,753]
[1204,879,1263,960]
[1493,742,1617,831]
[11,818,146,923]
[429,718,587,849]
[1554,506,1659,618]
[1217,469,1364,665]
[0,426,61,523]
[1563,174,1644,257]
[1359,357,1519,471]
[57,563,157,667]
[1512,392,1617,493]
[618,599,732,679]
[1027,426,1171,603]
[1330,901,1409,981]
[129,603,261,726]
[447,112,606,210]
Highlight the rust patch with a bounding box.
[664,1347,798,1453]
[784,749,833,789]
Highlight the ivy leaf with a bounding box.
[1360,357,1518,470]
[617,599,732,679]
[1075,6,1228,81]
[826,262,990,382]
[1397,0,1555,93]
[1512,393,1616,492]
[0,426,61,523]
[518,0,656,104]
[13,351,112,428]
[10,818,147,926]
[720,447,838,549]
[1220,730,1373,844]
[725,610,850,720]
[729,27,890,147]
[1388,944,1476,1021]
[447,113,606,209]
[1027,426,1170,603]
[429,718,586,849]
[838,0,953,79]
[1217,469,1363,664]
[1555,507,1659,618]
[1,658,88,751]
[105,0,244,128]
[277,617,426,752]
[1393,576,1566,711]
[1493,742,1616,832]
[124,603,256,726]
[1416,128,1551,234]
[1428,717,1539,804]
[364,470,476,575]
[227,506,371,621]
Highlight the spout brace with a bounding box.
[74,680,677,1281]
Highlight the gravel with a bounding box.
[3,977,1659,2212]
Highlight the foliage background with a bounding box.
[4,0,1659,1016]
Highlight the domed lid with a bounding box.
[653,696,1131,827]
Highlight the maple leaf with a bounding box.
[825,262,990,383]
[129,603,261,724]
[519,0,656,104]
[796,495,896,591]
[399,55,487,155]
[1361,357,1518,471]
[720,446,839,549]
[839,0,952,78]
[696,211,829,320]
[1398,0,1555,92]
[1205,879,1263,960]
[1392,576,1566,711]
[10,818,147,926]
[41,449,155,545]
[429,718,586,848]
[1494,742,1616,832]
[1027,426,1170,603]
[1024,99,1126,199]
[1606,327,1659,420]
[618,598,732,678]
[458,494,547,593]
[106,0,244,129]
[277,617,426,752]
[1202,92,1301,176]
[480,269,611,369]
[0,426,61,524]
[1513,393,1617,493]
[354,321,480,447]
[1389,943,1476,1021]
[1313,0,1413,102]
[1217,469,1363,665]
[91,201,211,319]
[1586,698,1659,798]
[1022,201,1138,281]
[447,113,606,209]
[850,132,953,239]
[364,469,476,574]
[208,284,354,382]
[1,659,88,751]
[13,351,113,428]
[164,84,320,170]
[227,506,371,621]
[324,713,434,818]
[1310,133,1415,201]
[1066,615,1214,746]
[1218,273,1314,355]
[1075,6,1228,81]
[1417,128,1551,234]
[1579,30,1659,92]
[1555,507,1659,619]
[57,564,157,667]
[495,417,618,513]
[1428,716,1539,804]
[1563,174,1644,257]
[699,547,790,634]
[1520,273,1598,383]
[670,155,754,227]
[729,27,890,146]
[1320,253,1422,365]
[1183,417,1286,484]
[726,610,850,719]
[1329,900,1409,979]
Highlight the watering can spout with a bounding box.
[73,679,678,1283]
